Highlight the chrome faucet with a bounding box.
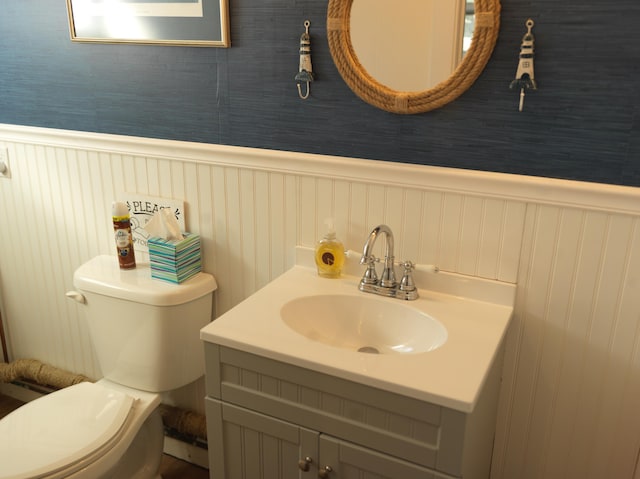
[359,224,419,300]
[361,224,396,288]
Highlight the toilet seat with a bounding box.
[0,382,136,479]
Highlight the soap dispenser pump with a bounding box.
[315,218,345,278]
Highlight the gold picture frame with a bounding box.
[66,0,230,47]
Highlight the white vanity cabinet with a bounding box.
[204,344,503,479]
[207,400,443,479]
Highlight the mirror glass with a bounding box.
[327,0,501,114]
[350,0,475,92]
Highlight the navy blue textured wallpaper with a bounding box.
[0,1,638,186]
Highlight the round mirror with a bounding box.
[327,0,501,114]
[350,0,474,92]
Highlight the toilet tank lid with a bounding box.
[73,255,217,306]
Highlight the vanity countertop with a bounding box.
[201,251,515,413]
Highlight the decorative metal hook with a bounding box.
[297,81,311,100]
[510,18,537,111]
[295,20,314,100]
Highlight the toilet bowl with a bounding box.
[0,256,217,479]
[0,380,161,479]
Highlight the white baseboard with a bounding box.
[163,436,209,469]
[0,382,43,402]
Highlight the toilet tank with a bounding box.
[73,255,217,392]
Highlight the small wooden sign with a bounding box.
[124,194,185,253]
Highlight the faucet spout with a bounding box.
[361,225,396,288]
[361,224,394,261]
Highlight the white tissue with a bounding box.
[144,208,184,241]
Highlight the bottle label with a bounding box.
[115,228,130,248]
[113,218,136,269]
[321,252,335,266]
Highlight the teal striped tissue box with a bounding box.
[148,233,202,284]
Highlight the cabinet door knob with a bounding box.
[298,456,313,471]
[318,465,333,478]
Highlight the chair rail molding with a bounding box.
[0,124,638,216]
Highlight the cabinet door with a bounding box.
[319,435,455,479]
[206,398,319,479]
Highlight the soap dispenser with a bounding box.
[315,218,345,278]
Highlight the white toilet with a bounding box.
[0,255,217,479]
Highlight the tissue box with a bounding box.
[148,233,201,284]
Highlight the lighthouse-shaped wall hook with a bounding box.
[510,19,537,111]
[295,20,315,99]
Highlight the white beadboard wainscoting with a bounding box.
[0,124,639,479]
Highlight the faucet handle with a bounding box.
[399,261,417,292]
[361,254,378,285]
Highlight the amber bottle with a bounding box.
[112,202,136,269]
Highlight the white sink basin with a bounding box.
[281,294,447,354]
[201,247,516,412]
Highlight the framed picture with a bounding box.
[66,0,230,47]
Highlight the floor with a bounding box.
[0,393,209,479]
[159,454,209,479]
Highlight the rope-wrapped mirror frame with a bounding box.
[327,0,501,114]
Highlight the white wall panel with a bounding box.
[492,207,640,479]
[397,188,423,260]
[0,126,638,478]
[419,191,444,266]
[346,181,369,248]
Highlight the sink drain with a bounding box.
[357,346,380,354]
